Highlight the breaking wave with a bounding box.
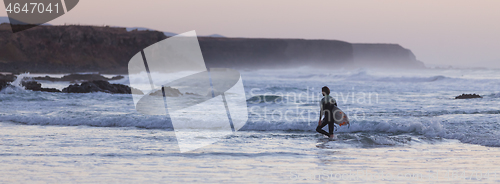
[1,109,499,147]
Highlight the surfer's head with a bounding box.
[322,86,330,96]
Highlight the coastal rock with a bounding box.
[149,86,183,97]
[455,94,482,99]
[33,74,124,82]
[21,81,61,92]
[62,80,138,94]
[0,80,9,91]
[0,74,16,82]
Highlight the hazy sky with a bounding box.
[2,0,499,68]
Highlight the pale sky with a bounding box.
[2,0,500,68]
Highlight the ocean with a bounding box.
[1,68,500,183]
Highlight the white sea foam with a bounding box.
[0,73,31,94]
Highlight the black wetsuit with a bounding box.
[316,95,337,137]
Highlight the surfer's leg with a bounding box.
[316,121,329,137]
[328,121,334,136]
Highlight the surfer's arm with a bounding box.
[318,100,324,125]
[330,98,338,106]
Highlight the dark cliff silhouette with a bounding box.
[0,23,424,73]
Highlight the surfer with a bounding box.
[317,86,338,140]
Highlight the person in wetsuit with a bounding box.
[316,86,337,140]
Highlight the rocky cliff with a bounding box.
[0,23,165,73]
[199,37,353,69]
[352,44,424,68]
[0,23,424,73]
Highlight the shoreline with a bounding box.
[0,121,499,183]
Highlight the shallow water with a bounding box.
[1,122,500,183]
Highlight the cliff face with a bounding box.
[0,24,424,73]
[199,38,352,69]
[0,24,166,73]
[352,44,425,68]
